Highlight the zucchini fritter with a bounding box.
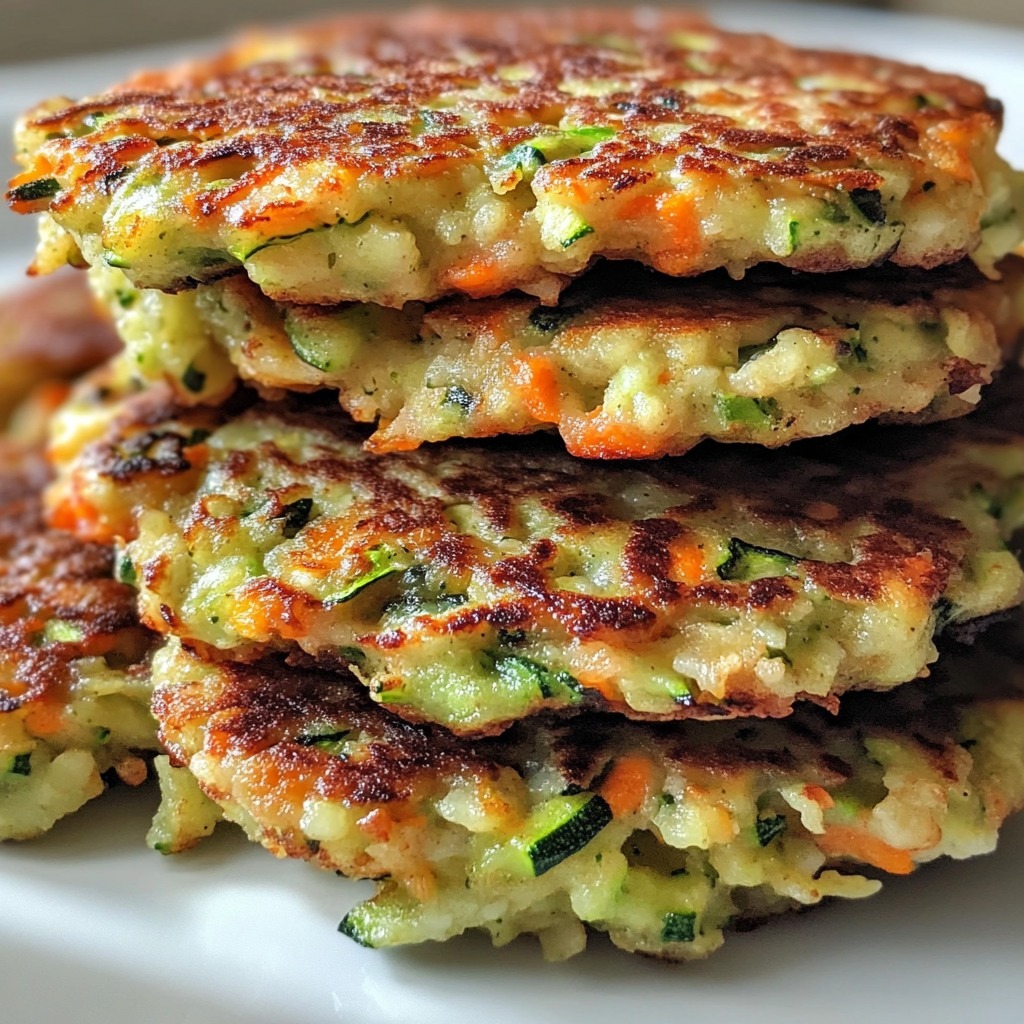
[49,371,1024,734]
[151,618,1024,960]
[0,443,156,840]
[92,257,1024,458]
[8,10,1023,306]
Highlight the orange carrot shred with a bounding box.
[512,354,562,423]
[600,756,655,818]
[816,825,915,875]
[669,540,705,586]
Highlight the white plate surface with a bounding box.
[1,6,1023,1023]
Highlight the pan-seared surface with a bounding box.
[49,371,1024,733]
[9,9,1023,306]
[151,615,1024,959]
[0,442,157,840]
[93,256,1024,458]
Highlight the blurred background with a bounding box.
[1,0,1022,62]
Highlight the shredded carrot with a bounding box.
[511,354,563,423]
[600,756,655,818]
[563,408,663,459]
[653,189,702,274]
[550,178,594,206]
[114,755,149,787]
[357,807,394,841]
[230,579,310,641]
[443,256,504,295]
[24,700,66,738]
[235,751,315,804]
[574,669,620,703]
[296,519,350,563]
[816,825,915,875]
[618,192,657,221]
[668,539,705,586]
[250,201,316,238]
[181,441,209,470]
[925,120,979,180]
[477,778,524,831]
[803,784,835,810]
[366,419,422,453]
[46,488,111,542]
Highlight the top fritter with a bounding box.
[7,9,1024,306]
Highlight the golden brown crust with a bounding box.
[9,8,1018,301]
[48,366,1024,733]
[0,443,149,716]
[152,620,1024,838]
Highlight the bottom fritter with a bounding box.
[153,623,1024,961]
[0,441,158,840]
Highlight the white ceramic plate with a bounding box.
[2,6,1023,1022]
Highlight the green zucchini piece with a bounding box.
[336,645,367,668]
[326,546,401,606]
[283,311,337,371]
[181,363,206,393]
[527,126,615,161]
[561,221,594,248]
[519,793,613,876]
[83,112,115,132]
[528,305,577,333]
[736,340,776,367]
[755,813,787,847]
[980,207,1016,231]
[717,538,799,583]
[843,335,869,363]
[489,143,547,190]
[295,729,351,755]
[661,910,697,944]
[9,177,60,203]
[337,910,377,947]
[492,654,583,702]
[6,753,32,777]
[933,596,960,633]
[545,206,595,249]
[229,214,369,263]
[849,187,886,225]
[715,394,781,427]
[787,219,800,253]
[186,429,211,447]
[383,590,467,619]
[42,619,84,644]
[442,385,475,413]
[822,200,850,224]
[103,250,131,270]
[229,226,319,263]
[147,756,222,854]
[118,555,137,585]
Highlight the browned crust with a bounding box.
[67,377,1006,676]
[153,619,1024,826]
[8,9,1004,283]
[154,655,495,809]
[0,442,150,715]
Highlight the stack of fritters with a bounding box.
[6,8,1024,960]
